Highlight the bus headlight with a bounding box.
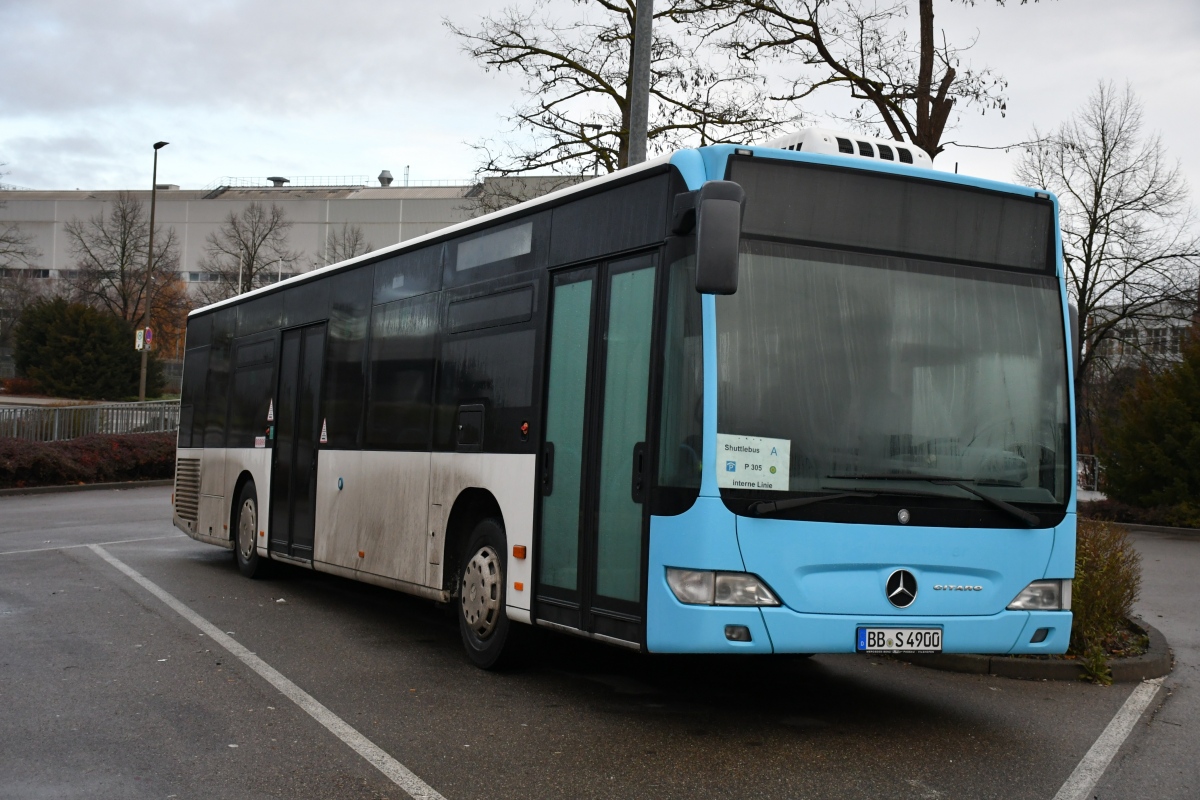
[666,568,781,606]
[1007,579,1071,611]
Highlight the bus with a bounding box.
[173,127,1076,669]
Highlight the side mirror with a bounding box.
[1068,303,1080,373]
[692,181,745,295]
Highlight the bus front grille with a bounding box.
[174,458,201,522]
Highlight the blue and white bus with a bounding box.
[173,128,1075,668]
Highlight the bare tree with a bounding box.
[1014,82,1200,447]
[1,218,39,274]
[692,0,1040,160]
[445,0,798,175]
[63,192,182,323]
[319,222,374,267]
[0,168,46,361]
[198,202,302,301]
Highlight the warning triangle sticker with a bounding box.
[267,399,274,422]
[319,418,328,444]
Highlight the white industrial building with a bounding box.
[0,172,582,378]
[0,174,480,283]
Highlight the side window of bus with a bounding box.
[179,345,209,449]
[365,293,439,449]
[373,246,442,304]
[657,253,704,497]
[179,313,213,449]
[444,212,549,288]
[228,333,277,448]
[204,308,235,448]
[321,269,371,449]
[434,280,540,452]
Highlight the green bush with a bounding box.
[1069,519,1142,684]
[13,298,163,400]
[1101,337,1200,512]
[0,432,176,488]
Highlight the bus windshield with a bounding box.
[715,239,1070,510]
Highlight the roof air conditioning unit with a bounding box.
[764,127,932,169]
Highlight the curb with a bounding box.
[1114,522,1200,538]
[896,617,1172,682]
[0,479,174,497]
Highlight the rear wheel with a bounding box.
[234,482,268,578]
[458,517,521,669]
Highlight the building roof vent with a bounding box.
[267,176,290,187]
[378,170,394,187]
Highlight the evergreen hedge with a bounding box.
[14,299,163,400]
[1100,336,1200,524]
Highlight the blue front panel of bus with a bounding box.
[734,516,1054,617]
[646,509,1073,654]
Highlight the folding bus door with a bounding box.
[269,322,326,560]
[536,253,657,645]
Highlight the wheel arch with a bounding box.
[443,487,505,594]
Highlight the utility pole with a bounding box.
[138,141,168,402]
[627,0,654,165]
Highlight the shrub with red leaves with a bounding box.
[1,377,41,396]
[0,433,176,488]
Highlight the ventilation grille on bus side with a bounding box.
[175,458,201,522]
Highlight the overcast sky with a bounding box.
[1,0,1198,197]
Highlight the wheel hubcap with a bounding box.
[238,499,256,560]
[461,545,502,639]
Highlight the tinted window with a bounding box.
[203,308,235,447]
[228,333,277,447]
[444,211,549,287]
[237,292,283,336]
[179,345,209,448]
[186,313,213,349]
[730,157,1055,273]
[448,286,534,333]
[283,277,330,327]
[548,174,669,266]
[657,253,704,493]
[373,246,442,304]
[366,294,439,449]
[435,328,537,452]
[457,223,532,271]
[319,267,371,448]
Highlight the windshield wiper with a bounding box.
[748,491,878,516]
[825,473,1041,528]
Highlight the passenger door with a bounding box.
[269,322,327,560]
[536,253,657,645]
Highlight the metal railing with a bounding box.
[0,400,179,442]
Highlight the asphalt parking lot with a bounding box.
[1,486,1195,799]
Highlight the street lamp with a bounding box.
[138,140,169,402]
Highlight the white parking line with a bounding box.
[0,534,181,556]
[88,544,447,800]
[1052,677,1164,800]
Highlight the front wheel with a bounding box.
[458,518,521,670]
[234,482,268,578]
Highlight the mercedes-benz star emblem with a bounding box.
[886,569,918,608]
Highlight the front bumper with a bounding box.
[647,576,1072,654]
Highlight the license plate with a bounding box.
[857,627,942,653]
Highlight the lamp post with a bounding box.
[627,0,654,165]
[138,140,169,401]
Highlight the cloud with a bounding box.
[1,0,1197,193]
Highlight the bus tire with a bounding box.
[457,517,518,670]
[234,481,267,579]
